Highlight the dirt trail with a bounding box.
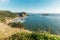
[5,17,19,24]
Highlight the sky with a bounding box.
[0,0,60,13]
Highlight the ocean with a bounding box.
[23,14,60,34]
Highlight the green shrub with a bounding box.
[8,22,24,28]
[5,32,60,40]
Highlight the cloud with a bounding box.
[0,0,10,5]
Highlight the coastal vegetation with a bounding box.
[5,31,60,40]
[0,10,18,23]
[0,10,21,39]
[8,22,24,28]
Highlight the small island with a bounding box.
[42,14,49,16]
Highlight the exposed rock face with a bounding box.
[42,14,49,16]
[18,12,28,17]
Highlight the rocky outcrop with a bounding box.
[18,12,29,17]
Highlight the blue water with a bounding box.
[23,14,60,34]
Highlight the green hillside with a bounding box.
[0,10,18,22]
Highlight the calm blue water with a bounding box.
[23,14,60,34]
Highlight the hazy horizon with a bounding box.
[0,0,60,13]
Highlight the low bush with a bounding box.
[5,31,60,40]
[8,22,24,28]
